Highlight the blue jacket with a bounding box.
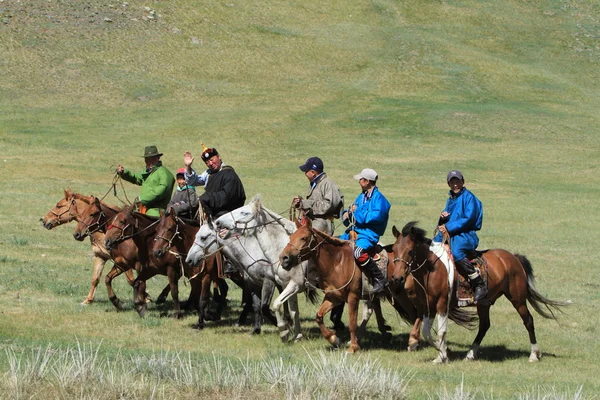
[340,186,391,250]
[434,187,483,260]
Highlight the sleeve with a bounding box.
[139,169,171,206]
[174,189,199,216]
[120,169,143,186]
[301,181,340,217]
[185,169,208,187]
[353,194,389,227]
[445,194,480,235]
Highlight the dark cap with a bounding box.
[142,145,163,158]
[200,143,219,162]
[447,170,464,182]
[299,157,324,173]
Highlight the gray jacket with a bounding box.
[300,173,344,220]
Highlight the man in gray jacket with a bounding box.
[294,156,346,330]
[293,157,344,235]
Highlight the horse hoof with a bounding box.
[379,324,392,333]
[251,329,261,336]
[193,323,205,330]
[279,329,290,342]
[172,312,183,320]
[155,296,167,305]
[529,352,541,362]
[81,299,93,305]
[432,356,448,364]
[293,333,304,343]
[328,335,340,348]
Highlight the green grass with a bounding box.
[1,0,599,398]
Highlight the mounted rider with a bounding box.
[183,143,246,219]
[339,168,390,294]
[293,156,344,235]
[116,145,175,217]
[167,168,199,219]
[433,170,488,302]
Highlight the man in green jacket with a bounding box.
[116,145,175,217]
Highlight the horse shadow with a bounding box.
[448,344,559,362]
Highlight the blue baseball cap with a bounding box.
[299,157,324,173]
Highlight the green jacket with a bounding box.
[121,161,175,217]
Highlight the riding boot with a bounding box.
[468,272,488,303]
[456,258,488,302]
[359,258,387,294]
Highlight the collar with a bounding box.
[177,185,194,192]
[145,161,163,174]
[310,172,326,189]
[206,161,226,175]
[448,187,466,199]
[361,186,376,202]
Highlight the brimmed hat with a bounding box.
[176,167,186,176]
[142,145,163,158]
[200,142,218,162]
[447,170,464,182]
[354,168,378,182]
[299,157,324,173]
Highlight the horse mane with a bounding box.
[401,221,429,244]
[177,216,200,227]
[313,228,351,247]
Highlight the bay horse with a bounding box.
[390,221,568,363]
[41,189,136,305]
[72,198,170,310]
[103,205,203,318]
[279,217,422,353]
[152,211,231,329]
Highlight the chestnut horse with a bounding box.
[279,218,420,353]
[152,212,231,328]
[390,221,567,363]
[42,189,136,305]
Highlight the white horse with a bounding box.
[214,195,319,341]
[186,215,282,336]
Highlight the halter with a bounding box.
[80,209,109,237]
[154,216,182,252]
[107,214,160,244]
[50,198,78,222]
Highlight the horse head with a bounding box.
[186,223,219,267]
[73,196,104,241]
[42,188,80,229]
[153,211,178,258]
[390,221,430,284]
[104,206,135,250]
[214,194,262,236]
[279,217,315,270]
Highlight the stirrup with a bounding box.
[473,285,488,302]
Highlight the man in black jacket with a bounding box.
[183,143,246,219]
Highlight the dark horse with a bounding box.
[390,221,568,363]
[152,211,234,328]
[279,218,421,353]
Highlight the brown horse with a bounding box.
[104,205,204,318]
[152,212,230,328]
[279,218,419,353]
[42,189,136,305]
[390,221,568,363]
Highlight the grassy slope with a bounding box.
[1,0,599,397]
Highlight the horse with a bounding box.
[390,221,568,363]
[103,205,203,318]
[152,211,232,328]
[214,195,405,343]
[186,222,279,335]
[72,198,170,310]
[279,217,420,353]
[41,189,137,305]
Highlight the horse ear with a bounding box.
[64,188,72,199]
[159,209,165,217]
[301,215,312,229]
[392,225,400,238]
[294,218,302,228]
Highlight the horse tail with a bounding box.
[449,307,479,330]
[515,254,569,320]
[304,286,321,305]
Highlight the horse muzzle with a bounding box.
[153,248,165,258]
[73,231,86,242]
[280,254,295,270]
[104,238,115,250]
[41,218,55,230]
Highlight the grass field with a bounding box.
[1,0,599,398]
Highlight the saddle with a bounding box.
[456,250,489,307]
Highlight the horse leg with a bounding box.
[466,304,490,360]
[260,280,277,326]
[155,283,171,305]
[210,278,229,320]
[330,303,346,331]
[432,312,449,364]
[286,294,302,342]
[82,256,106,305]
[133,269,156,317]
[105,265,126,310]
[372,298,392,335]
[517,303,540,362]
[346,293,361,353]
[194,274,212,330]
[236,286,253,326]
[315,298,341,348]
[408,317,422,352]
[271,282,300,342]
[251,291,262,335]
[167,267,182,319]
[356,300,372,342]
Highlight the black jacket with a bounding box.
[199,166,246,218]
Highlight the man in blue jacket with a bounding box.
[434,170,487,302]
[339,168,391,294]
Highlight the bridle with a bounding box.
[392,237,428,279]
[50,198,79,223]
[107,213,160,244]
[154,216,182,252]
[79,209,109,237]
[285,229,319,264]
